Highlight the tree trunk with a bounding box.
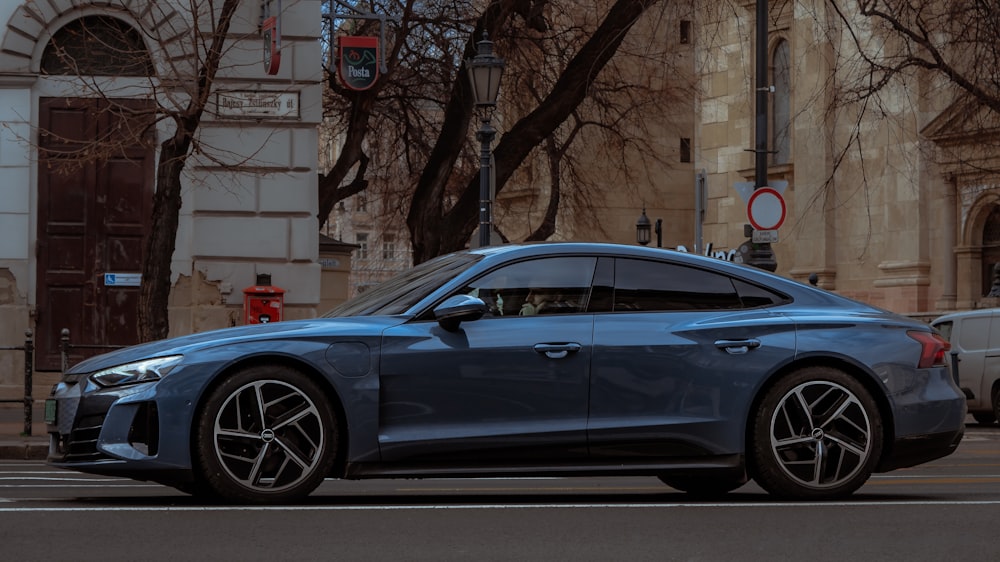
[138,139,187,342]
[136,0,240,342]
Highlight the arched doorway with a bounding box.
[34,15,156,370]
[981,206,1000,296]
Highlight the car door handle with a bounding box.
[534,343,582,359]
[715,339,761,355]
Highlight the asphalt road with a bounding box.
[2,425,999,561]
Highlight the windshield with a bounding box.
[323,252,483,317]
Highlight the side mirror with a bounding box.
[434,294,487,331]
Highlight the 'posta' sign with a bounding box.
[338,36,380,91]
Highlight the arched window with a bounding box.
[770,39,791,165]
[41,16,152,76]
[982,206,1000,295]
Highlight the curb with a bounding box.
[0,443,47,460]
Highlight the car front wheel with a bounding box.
[751,367,882,500]
[195,364,337,504]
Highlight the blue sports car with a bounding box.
[46,243,966,503]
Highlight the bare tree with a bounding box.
[813,0,1000,194]
[141,0,244,342]
[830,1,1000,114]
[320,0,692,263]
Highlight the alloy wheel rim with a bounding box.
[769,380,872,489]
[213,379,325,492]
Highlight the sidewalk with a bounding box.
[0,402,49,460]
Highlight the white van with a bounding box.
[931,308,1000,424]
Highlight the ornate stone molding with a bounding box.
[960,183,1000,238]
[1,1,185,74]
[873,260,931,288]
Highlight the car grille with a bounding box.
[63,414,111,462]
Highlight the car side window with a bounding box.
[455,256,597,317]
[613,258,783,311]
[732,278,791,307]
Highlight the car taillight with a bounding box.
[908,330,951,368]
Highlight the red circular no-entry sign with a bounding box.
[747,187,786,231]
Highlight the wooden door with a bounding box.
[36,98,155,371]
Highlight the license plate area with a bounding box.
[44,399,57,425]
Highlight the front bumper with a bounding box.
[46,374,196,482]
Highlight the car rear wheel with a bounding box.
[195,364,337,504]
[658,476,746,498]
[751,367,882,500]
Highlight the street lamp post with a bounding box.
[748,0,777,271]
[467,33,505,248]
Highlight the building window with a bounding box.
[42,16,153,76]
[356,232,369,260]
[382,233,396,260]
[355,195,368,213]
[679,20,691,44]
[770,39,791,165]
[680,138,692,163]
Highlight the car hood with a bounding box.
[65,316,410,374]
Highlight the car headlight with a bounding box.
[89,355,184,388]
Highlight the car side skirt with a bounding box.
[342,454,744,480]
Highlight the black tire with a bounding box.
[972,412,996,426]
[195,364,337,504]
[658,476,746,498]
[750,366,883,500]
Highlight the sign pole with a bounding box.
[748,0,777,272]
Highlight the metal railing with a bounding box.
[0,331,34,436]
[0,329,129,437]
[59,328,127,373]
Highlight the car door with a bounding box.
[979,312,1000,411]
[588,257,797,458]
[950,313,992,410]
[378,256,598,462]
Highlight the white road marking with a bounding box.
[1,499,1000,512]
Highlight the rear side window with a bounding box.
[732,278,791,307]
[612,258,786,312]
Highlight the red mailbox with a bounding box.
[243,274,285,324]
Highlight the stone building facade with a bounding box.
[689,2,993,317]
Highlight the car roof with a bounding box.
[931,308,1000,325]
[469,241,792,286]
